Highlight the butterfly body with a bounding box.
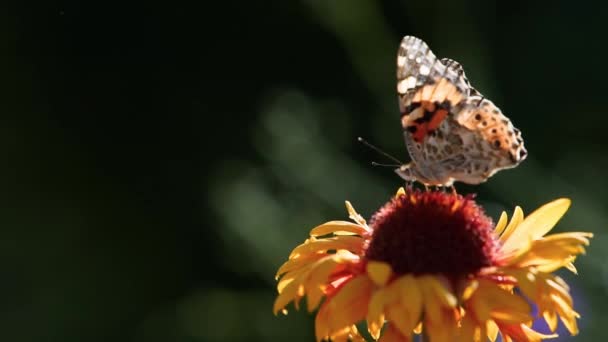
[395,36,526,186]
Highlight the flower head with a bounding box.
[274,188,592,341]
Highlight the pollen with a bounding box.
[364,189,498,277]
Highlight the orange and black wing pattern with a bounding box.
[396,36,470,143]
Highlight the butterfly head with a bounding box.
[395,164,416,182]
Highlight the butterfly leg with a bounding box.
[405,180,414,192]
[449,185,457,195]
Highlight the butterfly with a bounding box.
[395,36,527,186]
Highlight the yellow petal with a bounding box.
[330,325,364,342]
[551,294,579,335]
[509,233,591,271]
[277,263,312,293]
[274,274,306,314]
[345,201,367,226]
[487,319,499,342]
[305,257,343,312]
[494,211,509,236]
[499,206,524,243]
[425,308,457,342]
[468,279,531,324]
[367,261,393,286]
[367,313,385,340]
[462,280,479,301]
[498,323,558,341]
[306,255,344,290]
[310,220,369,237]
[418,277,442,324]
[542,310,558,332]
[396,187,406,197]
[546,277,573,307]
[398,275,423,331]
[535,258,574,274]
[426,276,458,308]
[501,198,571,253]
[366,289,387,339]
[503,268,538,304]
[564,261,578,274]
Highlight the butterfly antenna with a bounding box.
[371,161,401,167]
[357,137,403,165]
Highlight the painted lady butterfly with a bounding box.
[396,36,527,186]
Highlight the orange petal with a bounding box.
[310,220,369,237]
[325,275,373,331]
[315,302,330,341]
[289,235,365,258]
[379,324,411,342]
[386,303,413,337]
[458,314,477,342]
[277,263,312,293]
[276,252,326,279]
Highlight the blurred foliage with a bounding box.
[1,0,608,341]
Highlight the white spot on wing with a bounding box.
[419,65,430,75]
[397,55,406,67]
[397,76,417,94]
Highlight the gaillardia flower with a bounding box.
[274,188,592,341]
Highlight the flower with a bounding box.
[273,188,592,341]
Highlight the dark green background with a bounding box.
[2,0,607,341]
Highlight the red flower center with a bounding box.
[364,190,498,277]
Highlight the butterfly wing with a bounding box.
[440,58,483,98]
[397,36,470,144]
[396,36,526,185]
[396,36,471,184]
